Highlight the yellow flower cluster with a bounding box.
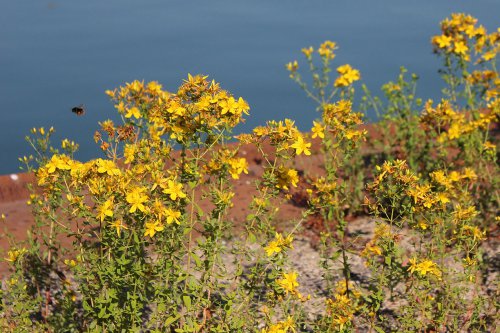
[307,176,337,210]
[361,223,402,262]
[241,119,311,156]
[107,75,249,144]
[432,13,500,62]
[451,204,479,223]
[228,157,249,180]
[36,152,188,240]
[467,70,500,100]
[261,317,295,333]
[285,60,298,74]
[408,258,442,279]
[369,159,418,190]
[5,248,27,263]
[421,99,499,142]
[461,225,485,242]
[276,271,305,300]
[325,281,361,330]
[106,80,169,120]
[275,166,299,191]
[322,100,366,142]
[318,40,337,60]
[264,232,293,257]
[431,168,477,189]
[334,64,361,87]
[368,160,455,212]
[203,149,249,181]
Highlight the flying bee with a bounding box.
[71,104,85,116]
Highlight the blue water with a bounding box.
[1,0,499,174]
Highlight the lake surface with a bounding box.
[1,0,499,174]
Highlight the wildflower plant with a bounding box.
[287,42,368,331]
[360,67,429,171]
[0,12,498,333]
[432,13,500,107]
[364,160,491,331]
[1,75,275,332]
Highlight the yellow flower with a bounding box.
[452,204,478,222]
[127,80,144,93]
[264,233,293,256]
[265,240,281,257]
[125,106,142,119]
[126,186,149,213]
[236,97,250,115]
[276,167,299,190]
[482,51,496,61]
[285,60,298,72]
[165,208,181,225]
[436,192,450,204]
[345,129,365,141]
[97,198,114,222]
[431,170,452,188]
[220,96,238,115]
[167,100,186,116]
[334,64,361,87]
[290,134,311,155]
[96,159,121,176]
[5,248,27,263]
[311,120,325,139]
[144,221,164,238]
[483,141,496,151]
[408,258,441,279]
[418,220,428,230]
[147,81,163,94]
[462,225,485,241]
[453,41,468,56]
[109,219,128,236]
[301,46,313,57]
[45,154,72,174]
[449,171,461,182]
[64,259,77,267]
[124,144,136,164]
[261,317,295,333]
[277,271,299,295]
[461,167,477,180]
[318,40,336,60]
[365,243,382,256]
[417,260,441,277]
[362,241,380,260]
[433,34,452,49]
[228,157,249,179]
[115,101,125,113]
[162,179,186,201]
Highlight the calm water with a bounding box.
[1,0,499,174]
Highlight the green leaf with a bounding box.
[165,315,180,326]
[247,232,256,243]
[98,306,107,319]
[183,295,192,310]
[190,252,202,268]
